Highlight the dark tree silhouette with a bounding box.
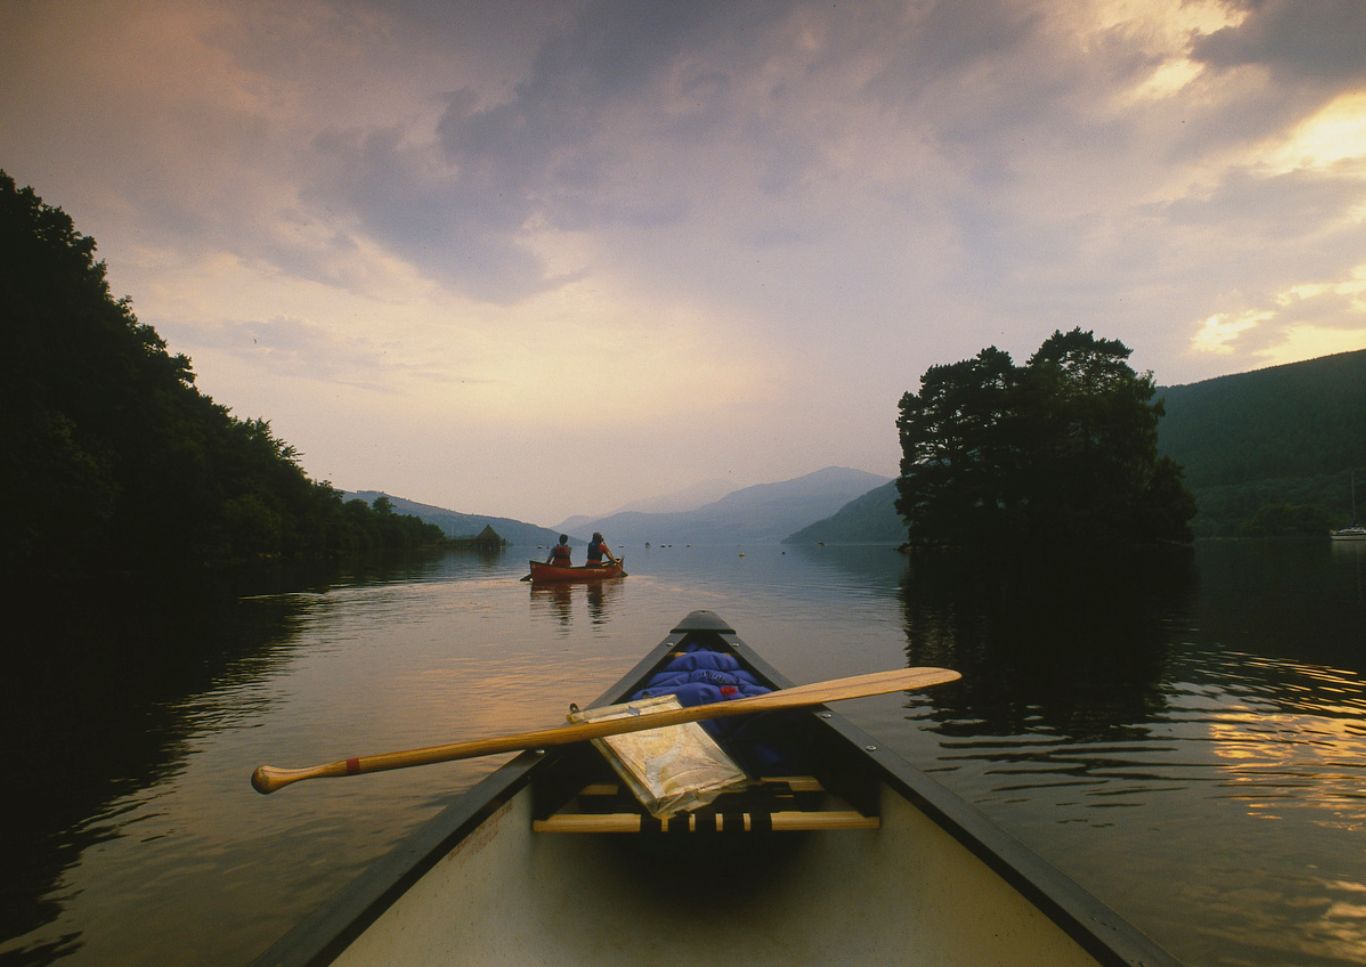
[896,329,1194,547]
[0,171,444,579]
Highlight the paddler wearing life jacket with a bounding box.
[585,532,618,567]
[546,535,572,566]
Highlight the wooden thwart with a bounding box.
[532,775,878,834]
[532,811,879,833]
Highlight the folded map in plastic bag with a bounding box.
[569,694,749,819]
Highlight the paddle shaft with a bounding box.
[251,666,959,794]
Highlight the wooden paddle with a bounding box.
[251,665,960,795]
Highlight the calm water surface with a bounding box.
[2,541,1364,966]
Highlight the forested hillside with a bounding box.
[783,481,902,544]
[345,492,562,546]
[1157,350,1366,536]
[1,172,444,579]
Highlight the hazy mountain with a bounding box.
[783,480,904,544]
[552,478,737,533]
[553,514,597,537]
[615,478,738,515]
[344,492,564,546]
[567,467,890,545]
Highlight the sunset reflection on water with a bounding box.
[3,541,1364,967]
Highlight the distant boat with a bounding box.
[525,559,627,582]
[1331,470,1366,541]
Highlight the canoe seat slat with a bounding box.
[760,775,825,793]
[532,810,878,834]
[574,776,825,799]
[579,782,619,797]
[539,775,874,834]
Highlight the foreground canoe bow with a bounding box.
[250,610,1178,967]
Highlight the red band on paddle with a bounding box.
[345,757,361,775]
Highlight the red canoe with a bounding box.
[526,559,627,583]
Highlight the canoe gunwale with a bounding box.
[250,609,1178,967]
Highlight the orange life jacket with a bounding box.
[551,544,572,566]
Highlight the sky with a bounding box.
[3,0,1365,526]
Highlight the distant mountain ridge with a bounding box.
[344,492,563,546]
[783,480,903,544]
[562,467,890,545]
[553,478,736,534]
[613,478,739,515]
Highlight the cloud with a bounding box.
[307,124,554,303]
[295,1,791,302]
[6,0,1366,520]
[175,315,422,391]
[1189,261,1366,360]
[1161,165,1366,238]
[1191,309,1271,354]
[1255,323,1366,366]
[1193,0,1366,83]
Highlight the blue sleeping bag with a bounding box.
[631,647,770,708]
[629,646,787,770]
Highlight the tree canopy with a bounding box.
[895,329,1195,547]
[1,171,444,579]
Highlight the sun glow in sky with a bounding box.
[3,0,1365,524]
[1271,92,1366,172]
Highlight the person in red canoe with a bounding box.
[585,532,618,567]
[546,535,572,566]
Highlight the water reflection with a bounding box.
[528,578,625,629]
[899,547,1192,738]
[8,542,1366,967]
[888,542,1366,966]
[0,577,306,965]
[1165,650,1366,826]
[530,582,575,627]
[782,544,909,593]
[1330,540,1366,606]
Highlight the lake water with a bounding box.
[3,540,1364,966]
